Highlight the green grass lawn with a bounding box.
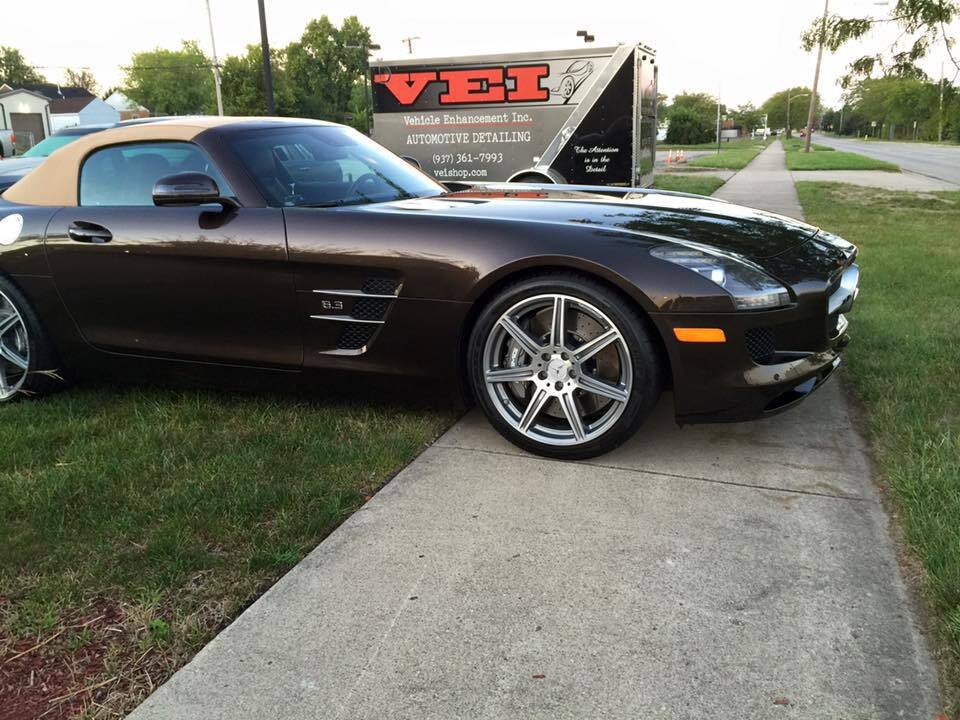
[660,137,764,151]
[652,174,726,196]
[0,387,454,717]
[687,141,767,170]
[783,138,899,172]
[780,137,835,152]
[796,182,960,714]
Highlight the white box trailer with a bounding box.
[370,43,658,187]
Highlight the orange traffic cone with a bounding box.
[678,149,686,163]
[667,149,674,165]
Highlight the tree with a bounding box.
[656,93,669,115]
[733,102,764,133]
[949,96,960,142]
[221,44,296,116]
[285,15,372,121]
[663,92,722,144]
[0,46,46,87]
[801,1,959,87]
[665,92,723,144]
[665,106,712,144]
[760,87,820,132]
[122,41,214,115]
[64,68,98,94]
[848,76,943,139]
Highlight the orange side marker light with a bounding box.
[673,327,727,343]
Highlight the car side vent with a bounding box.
[338,322,378,350]
[745,327,776,365]
[352,297,390,321]
[362,277,399,296]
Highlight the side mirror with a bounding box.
[153,172,238,209]
[400,155,422,170]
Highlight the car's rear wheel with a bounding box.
[0,278,61,403]
[468,274,661,459]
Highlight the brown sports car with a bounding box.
[0,117,859,458]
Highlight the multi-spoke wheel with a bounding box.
[0,278,60,403]
[469,274,661,459]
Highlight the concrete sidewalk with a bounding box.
[128,145,942,720]
[714,141,804,218]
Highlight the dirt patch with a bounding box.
[0,603,125,719]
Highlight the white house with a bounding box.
[0,87,53,150]
[104,91,150,120]
[49,97,120,132]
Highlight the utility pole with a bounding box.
[258,0,275,115]
[786,92,809,139]
[838,104,844,135]
[938,61,945,143]
[346,41,381,135]
[804,0,829,152]
[204,0,224,115]
[716,93,721,155]
[402,36,421,54]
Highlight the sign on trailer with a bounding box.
[371,44,658,187]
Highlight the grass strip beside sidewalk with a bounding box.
[687,141,767,170]
[0,387,455,717]
[784,138,899,171]
[652,174,726,196]
[796,182,960,714]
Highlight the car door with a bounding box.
[43,140,300,368]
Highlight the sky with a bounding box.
[3,0,958,109]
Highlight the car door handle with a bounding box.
[68,221,113,244]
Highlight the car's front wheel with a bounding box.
[0,277,61,403]
[468,274,662,459]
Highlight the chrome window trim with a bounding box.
[312,289,398,299]
[309,315,385,324]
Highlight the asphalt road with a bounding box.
[815,134,960,184]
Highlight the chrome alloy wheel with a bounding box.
[483,293,632,446]
[0,288,30,400]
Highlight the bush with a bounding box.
[949,99,960,143]
[666,106,714,145]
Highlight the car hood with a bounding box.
[379,185,820,260]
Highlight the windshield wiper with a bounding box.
[297,200,351,208]
[297,194,413,209]
[296,198,374,208]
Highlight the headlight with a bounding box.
[651,243,791,310]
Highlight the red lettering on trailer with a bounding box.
[505,65,549,102]
[376,65,552,106]
[438,68,505,104]
[373,72,437,105]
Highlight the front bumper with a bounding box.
[651,262,858,424]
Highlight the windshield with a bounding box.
[22,135,81,158]
[227,125,445,208]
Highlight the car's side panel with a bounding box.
[282,205,713,381]
[0,204,56,277]
[43,206,301,368]
[0,203,93,372]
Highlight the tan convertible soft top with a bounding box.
[4,117,258,207]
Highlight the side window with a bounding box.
[80,141,234,207]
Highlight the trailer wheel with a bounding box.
[508,172,556,184]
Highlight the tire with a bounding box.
[468,273,662,460]
[509,172,555,184]
[0,276,63,403]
